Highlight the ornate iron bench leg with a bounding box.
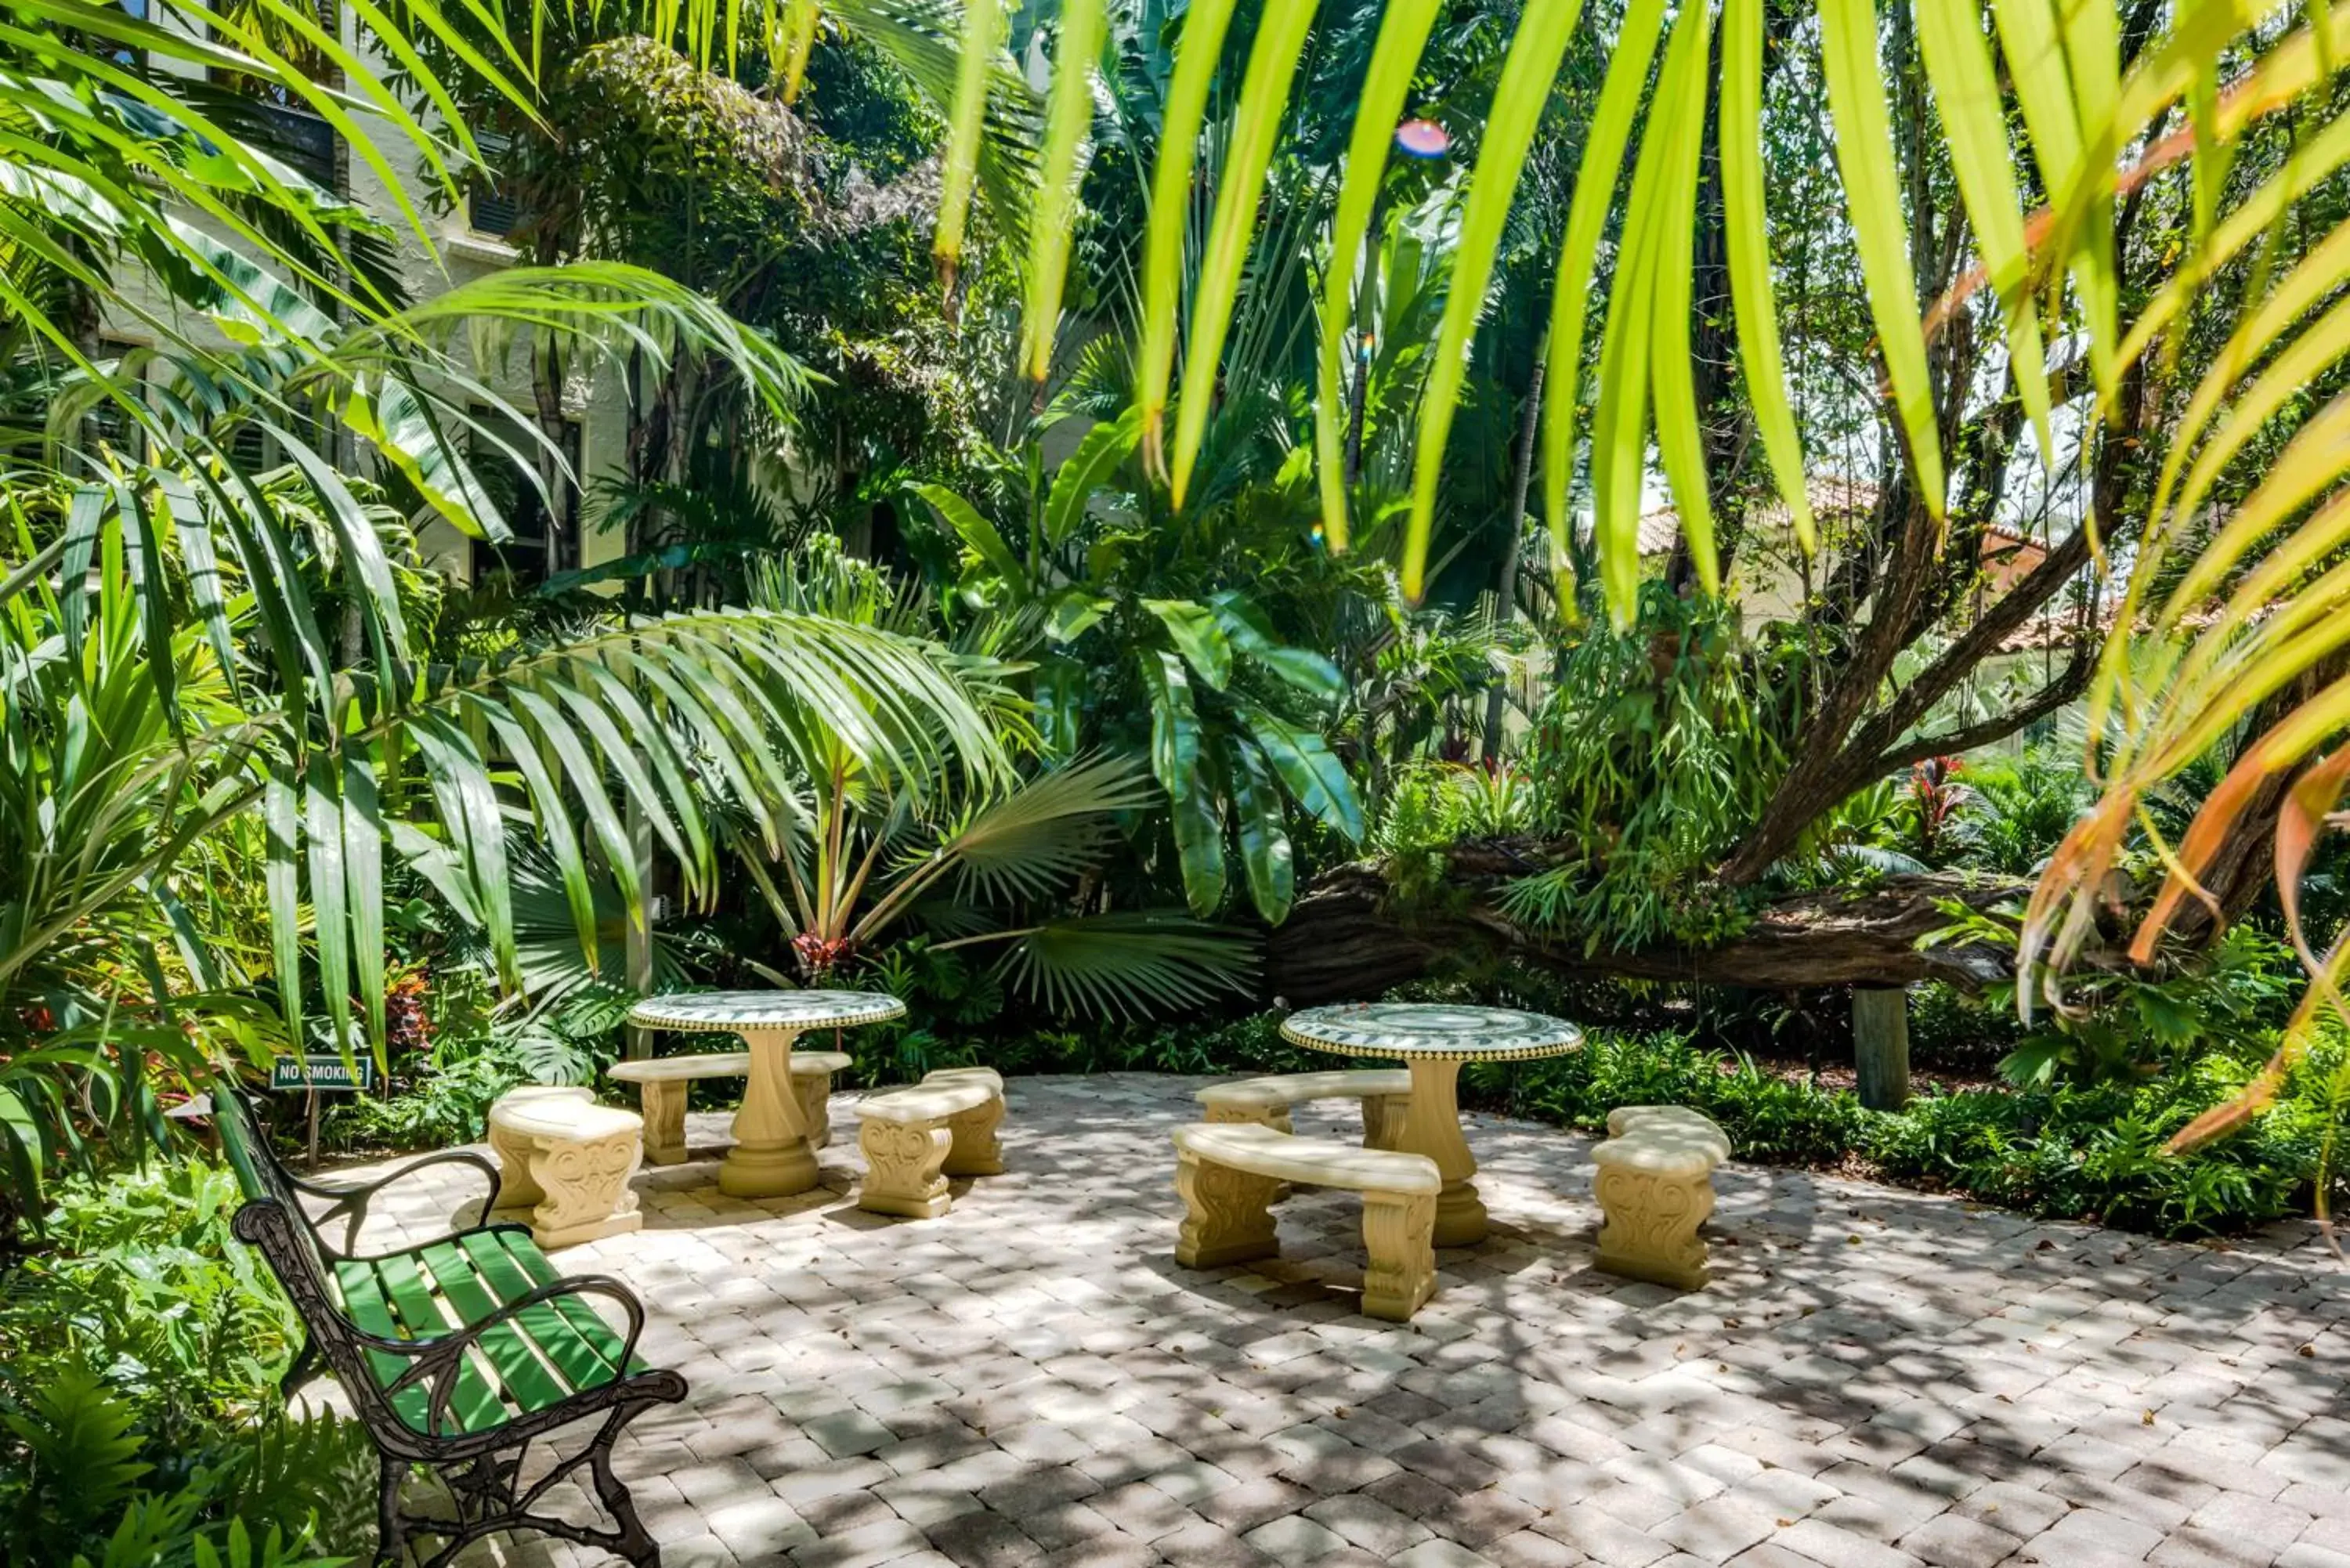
[376,1454,412,1568]
[588,1401,665,1567]
[280,1335,320,1400]
[378,1393,676,1568]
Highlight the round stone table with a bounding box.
[626,990,905,1198]
[1279,1002,1582,1247]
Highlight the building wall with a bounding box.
[100,9,634,586]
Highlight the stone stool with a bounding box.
[1607,1104,1732,1147]
[486,1088,645,1249]
[854,1077,998,1219]
[484,1085,591,1188]
[1592,1107,1730,1290]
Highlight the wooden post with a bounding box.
[1853,986,1911,1111]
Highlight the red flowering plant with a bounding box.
[385,971,433,1060]
[1907,755,1972,865]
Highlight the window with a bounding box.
[468,133,524,240]
[251,102,339,190]
[468,406,581,587]
[211,0,342,191]
[228,421,269,475]
[468,181,522,240]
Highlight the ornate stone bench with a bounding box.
[213,1084,684,1567]
[607,1048,854,1165]
[855,1075,1003,1218]
[486,1089,645,1250]
[796,1050,855,1146]
[1593,1105,1732,1290]
[1170,1122,1440,1322]
[1195,1068,1412,1151]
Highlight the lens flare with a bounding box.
[1394,119,1450,159]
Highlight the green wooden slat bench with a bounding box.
[213,1083,687,1567]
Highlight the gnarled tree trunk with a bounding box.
[1264,844,2025,1005]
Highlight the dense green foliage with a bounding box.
[13,0,2350,1552]
[0,1163,371,1564]
[1509,589,1802,949]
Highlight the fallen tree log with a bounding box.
[1264,844,2029,1004]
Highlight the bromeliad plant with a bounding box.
[726,548,1258,1017]
[1905,757,1970,865]
[732,749,1258,1018]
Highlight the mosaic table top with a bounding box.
[1280,1002,1583,1063]
[626,989,906,1034]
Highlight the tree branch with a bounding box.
[1719,494,1941,884]
[1864,642,2095,778]
[1266,855,2025,1001]
[1867,520,2097,748]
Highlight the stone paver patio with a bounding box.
[345,1072,2350,1568]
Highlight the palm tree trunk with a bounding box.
[1482,331,1546,762]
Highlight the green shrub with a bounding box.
[1907,980,2025,1066]
[1952,748,2090,876]
[2,1162,298,1446]
[0,1162,374,1564]
[321,976,615,1154]
[1927,902,2301,1089]
[2,1366,371,1566]
[1513,589,1799,952]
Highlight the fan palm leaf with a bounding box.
[993,911,1257,1020]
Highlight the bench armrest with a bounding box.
[364,1274,651,1438]
[291,1148,504,1259]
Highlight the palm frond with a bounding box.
[933,752,1159,906]
[995,911,1259,1020]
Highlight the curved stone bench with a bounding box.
[794,1051,855,1148]
[1593,1106,1731,1290]
[1196,1069,1412,1153]
[1170,1122,1441,1322]
[487,1089,644,1250]
[855,1078,999,1219]
[609,1049,854,1165]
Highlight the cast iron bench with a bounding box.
[213,1082,686,1566]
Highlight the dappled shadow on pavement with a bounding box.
[338,1071,2350,1568]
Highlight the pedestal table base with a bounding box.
[720,1025,820,1198]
